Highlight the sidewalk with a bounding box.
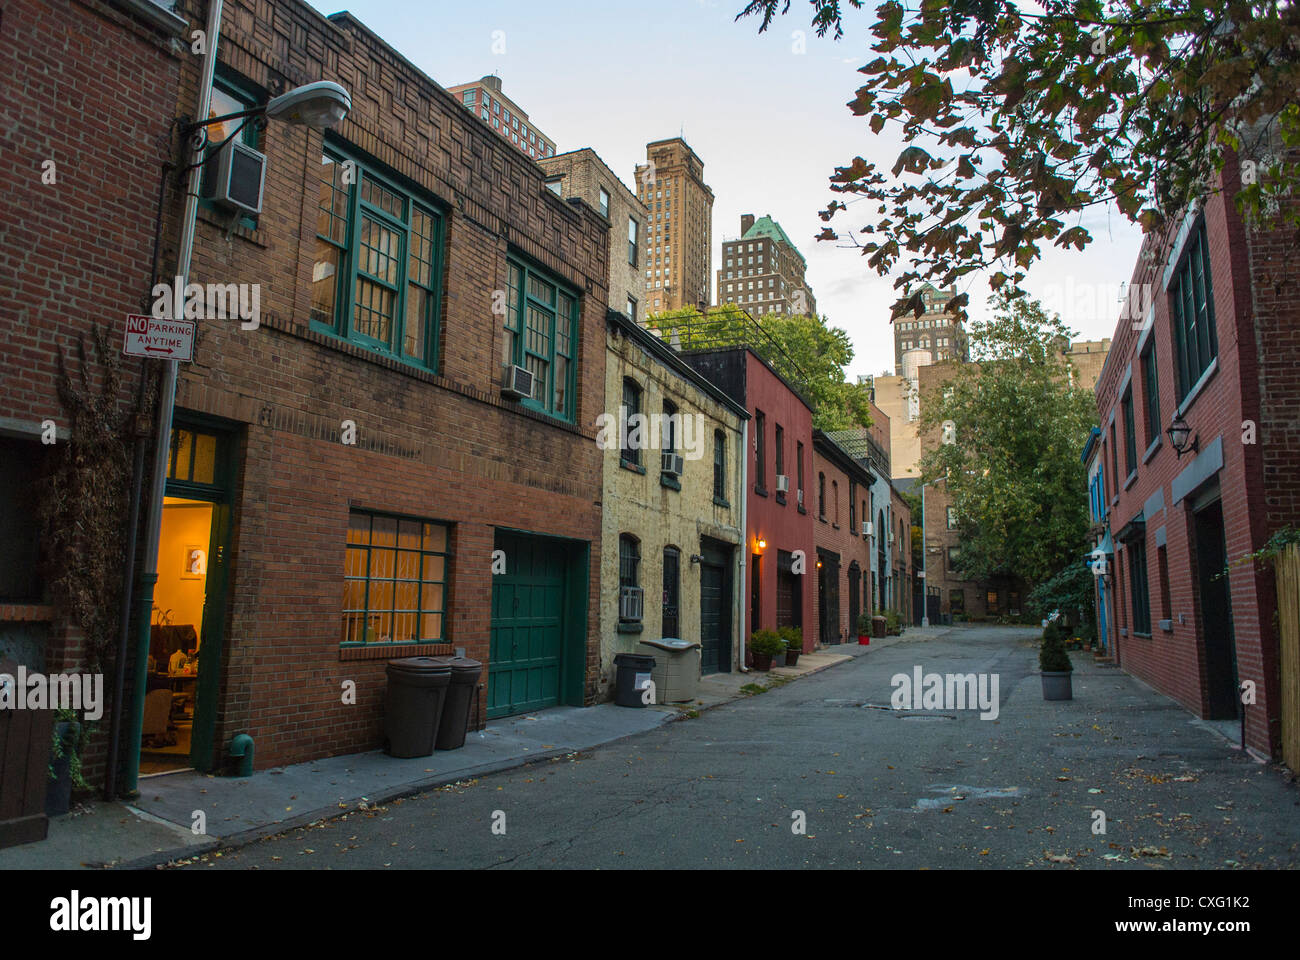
[1,625,952,870]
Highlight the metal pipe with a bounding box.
[737,418,748,672]
[122,0,225,796]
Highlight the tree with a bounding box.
[916,294,1096,588]
[646,304,875,431]
[737,1,1300,318]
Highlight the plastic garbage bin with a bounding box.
[636,638,701,703]
[613,652,656,707]
[434,656,483,751]
[384,657,451,758]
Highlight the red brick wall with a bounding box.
[811,443,873,645]
[1094,157,1295,757]
[162,0,610,767]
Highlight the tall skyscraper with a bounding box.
[633,138,714,314]
[445,75,556,161]
[716,213,816,317]
[892,282,968,373]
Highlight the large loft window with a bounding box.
[1170,217,1218,401]
[311,147,444,370]
[504,257,579,422]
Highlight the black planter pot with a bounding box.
[45,721,79,817]
[751,653,773,672]
[1041,671,1073,701]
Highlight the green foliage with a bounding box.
[856,612,872,634]
[1039,620,1073,673]
[885,609,902,634]
[1224,525,1300,577]
[749,629,786,656]
[917,295,1096,589]
[1027,559,1095,622]
[49,711,89,790]
[737,1,1300,310]
[778,625,803,652]
[646,305,874,431]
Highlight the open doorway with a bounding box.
[140,497,213,775]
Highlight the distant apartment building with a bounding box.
[446,74,556,161]
[716,214,817,318]
[1066,338,1112,392]
[540,149,649,322]
[893,282,968,371]
[634,138,714,314]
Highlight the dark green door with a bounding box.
[700,539,732,674]
[489,533,567,718]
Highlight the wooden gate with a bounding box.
[1278,543,1300,773]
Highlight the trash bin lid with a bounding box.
[387,656,452,674]
[639,637,700,651]
[613,652,656,667]
[444,656,482,680]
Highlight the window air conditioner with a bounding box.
[204,140,267,216]
[619,585,644,622]
[863,521,873,537]
[775,474,789,493]
[797,488,804,508]
[501,364,534,400]
[661,452,684,477]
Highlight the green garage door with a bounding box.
[489,533,569,718]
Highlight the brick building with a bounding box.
[600,310,749,690]
[538,149,649,323]
[1091,140,1300,760]
[6,0,614,781]
[892,282,968,371]
[444,74,557,161]
[634,138,714,314]
[716,214,816,318]
[811,433,875,645]
[0,0,190,788]
[679,348,816,656]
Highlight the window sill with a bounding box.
[713,496,731,509]
[797,506,806,515]
[621,460,646,475]
[1142,436,1162,465]
[1123,470,1138,491]
[754,486,768,498]
[616,622,644,634]
[660,473,681,491]
[818,516,827,524]
[1133,631,1152,639]
[775,492,787,506]
[1176,358,1218,418]
[832,523,840,531]
[340,641,453,662]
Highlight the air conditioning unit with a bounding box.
[775,474,789,493]
[797,489,804,508]
[888,533,896,545]
[619,585,644,622]
[661,451,684,476]
[863,521,873,537]
[203,140,267,216]
[501,363,534,400]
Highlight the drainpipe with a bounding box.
[737,419,748,672]
[122,0,225,796]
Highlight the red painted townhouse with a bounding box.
[1092,134,1299,760]
[812,432,875,645]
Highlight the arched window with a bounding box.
[662,399,678,454]
[621,378,642,467]
[832,480,839,524]
[818,472,826,519]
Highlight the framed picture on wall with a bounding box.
[182,545,207,579]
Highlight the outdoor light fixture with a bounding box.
[1166,414,1198,458]
[757,538,767,550]
[689,554,703,565]
[265,81,352,130]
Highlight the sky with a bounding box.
[303,0,1146,380]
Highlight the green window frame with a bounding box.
[1170,218,1218,402]
[1128,537,1152,636]
[200,74,263,231]
[1141,344,1161,448]
[311,145,444,370]
[341,511,450,647]
[713,430,726,501]
[1121,388,1137,478]
[503,256,579,422]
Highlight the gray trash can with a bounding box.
[636,638,701,703]
[613,653,656,707]
[384,657,451,758]
[434,656,483,751]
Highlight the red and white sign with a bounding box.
[123,314,195,362]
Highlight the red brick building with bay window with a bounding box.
[1093,139,1300,760]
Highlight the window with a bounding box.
[833,480,839,524]
[462,90,476,106]
[546,178,563,196]
[663,546,681,637]
[662,400,678,456]
[0,437,48,602]
[755,410,766,490]
[849,482,857,531]
[947,506,957,529]
[818,472,826,519]
[598,188,610,218]
[1157,544,1171,621]
[948,546,960,569]
[619,535,641,622]
[621,378,642,467]
[342,511,449,646]
[1142,344,1161,448]
[312,149,444,369]
[504,257,579,421]
[796,441,805,503]
[1121,388,1137,477]
[1170,218,1218,401]
[775,424,784,488]
[1128,538,1152,635]
[1108,422,1119,495]
[628,218,639,266]
[713,430,727,501]
[626,296,637,322]
[201,77,263,229]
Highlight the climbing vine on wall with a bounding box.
[39,323,157,674]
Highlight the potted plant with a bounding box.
[749,629,784,672]
[1039,621,1073,700]
[885,610,902,636]
[47,710,85,818]
[857,613,872,645]
[780,626,803,666]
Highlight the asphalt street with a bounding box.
[175,626,1300,869]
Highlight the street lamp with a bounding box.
[118,0,350,798]
[1166,414,1198,458]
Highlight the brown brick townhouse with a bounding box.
[2,0,611,781]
